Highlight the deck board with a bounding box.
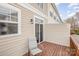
[24,41,70,56]
[35,41,70,56]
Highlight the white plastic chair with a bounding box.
[28,37,42,55]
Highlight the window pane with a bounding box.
[0,5,10,20]
[37,3,43,9]
[40,3,43,9]
[49,11,53,17]
[11,10,18,22]
[0,23,8,35]
[8,23,18,34]
[54,16,56,19]
[0,22,18,35]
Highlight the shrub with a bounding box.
[71,29,79,35]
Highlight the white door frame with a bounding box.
[33,15,44,43]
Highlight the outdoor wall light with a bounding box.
[30,19,33,24]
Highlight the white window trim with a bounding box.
[0,3,21,38]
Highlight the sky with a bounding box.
[56,3,79,21]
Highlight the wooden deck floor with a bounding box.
[36,41,70,56]
[24,41,70,56]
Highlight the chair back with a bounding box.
[28,37,37,50]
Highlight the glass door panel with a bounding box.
[35,24,39,43]
[40,24,43,42]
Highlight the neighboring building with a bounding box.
[29,3,62,24]
[48,3,62,24]
[0,3,65,56]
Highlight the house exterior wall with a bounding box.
[0,3,45,56]
[0,3,47,56]
[30,3,48,16]
[47,3,56,23]
[30,3,62,24]
[44,24,70,47]
[0,3,63,56]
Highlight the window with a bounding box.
[37,3,43,9]
[54,16,56,20]
[49,11,53,17]
[56,17,60,22]
[0,4,21,36]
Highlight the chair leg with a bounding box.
[28,50,31,56]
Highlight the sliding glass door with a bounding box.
[35,17,43,43]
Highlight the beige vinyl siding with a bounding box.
[44,24,70,47]
[0,3,47,56]
[0,3,35,56]
[30,3,48,16]
[0,3,63,56]
[47,4,60,24]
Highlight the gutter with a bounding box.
[51,3,63,23]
